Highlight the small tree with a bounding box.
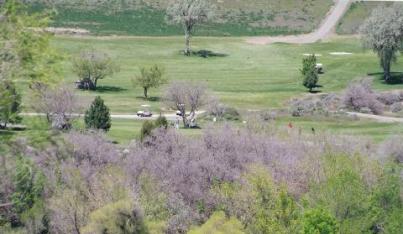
[164,80,207,128]
[82,199,148,234]
[85,96,111,131]
[140,120,155,142]
[167,0,215,56]
[0,79,21,129]
[73,50,118,90]
[140,116,168,141]
[154,115,168,129]
[302,208,339,234]
[360,5,403,83]
[301,54,319,92]
[132,65,166,99]
[32,85,77,130]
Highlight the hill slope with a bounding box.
[337,1,402,34]
[28,0,333,36]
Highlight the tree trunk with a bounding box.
[184,31,191,56]
[182,115,188,128]
[383,59,391,83]
[144,87,148,99]
[93,78,98,90]
[381,49,393,83]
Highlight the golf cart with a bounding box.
[137,105,153,117]
[316,63,324,74]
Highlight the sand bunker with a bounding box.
[303,53,322,56]
[329,52,353,55]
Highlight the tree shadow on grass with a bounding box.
[181,50,228,58]
[309,85,323,94]
[95,86,127,93]
[368,72,403,85]
[135,96,161,102]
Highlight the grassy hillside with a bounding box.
[28,0,333,36]
[17,36,402,114]
[337,1,401,34]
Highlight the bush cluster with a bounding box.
[343,78,384,115]
[2,126,402,233]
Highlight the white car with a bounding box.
[137,111,152,117]
[316,63,324,73]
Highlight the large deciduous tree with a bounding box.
[73,50,118,90]
[360,4,403,83]
[167,0,215,56]
[0,0,62,87]
[164,80,207,128]
[132,65,166,99]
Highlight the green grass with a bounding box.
[2,115,402,146]
[0,116,203,145]
[274,116,403,142]
[29,0,333,36]
[337,1,401,34]
[27,36,403,114]
[10,33,403,145]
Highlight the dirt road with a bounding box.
[21,111,206,121]
[246,0,353,45]
[346,112,403,124]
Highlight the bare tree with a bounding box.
[32,85,78,130]
[164,80,207,127]
[360,4,403,83]
[167,0,215,55]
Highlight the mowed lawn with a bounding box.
[11,35,403,144]
[32,35,403,114]
[1,116,403,145]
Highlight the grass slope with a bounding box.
[2,115,402,145]
[337,1,401,34]
[32,36,403,114]
[10,35,403,144]
[29,0,333,36]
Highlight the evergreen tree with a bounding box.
[85,96,111,131]
[301,54,319,92]
[140,120,155,142]
[0,79,21,129]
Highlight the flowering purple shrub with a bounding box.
[126,126,312,219]
[343,78,384,114]
[376,91,402,105]
[4,127,396,233]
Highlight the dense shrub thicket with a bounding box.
[1,126,402,233]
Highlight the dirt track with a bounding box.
[246,0,353,45]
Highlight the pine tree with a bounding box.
[85,96,111,131]
[301,54,319,92]
[0,79,22,129]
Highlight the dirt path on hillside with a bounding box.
[246,0,353,45]
[346,112,403,123]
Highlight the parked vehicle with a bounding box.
[316,63,324,74]
[137,110,153,117]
